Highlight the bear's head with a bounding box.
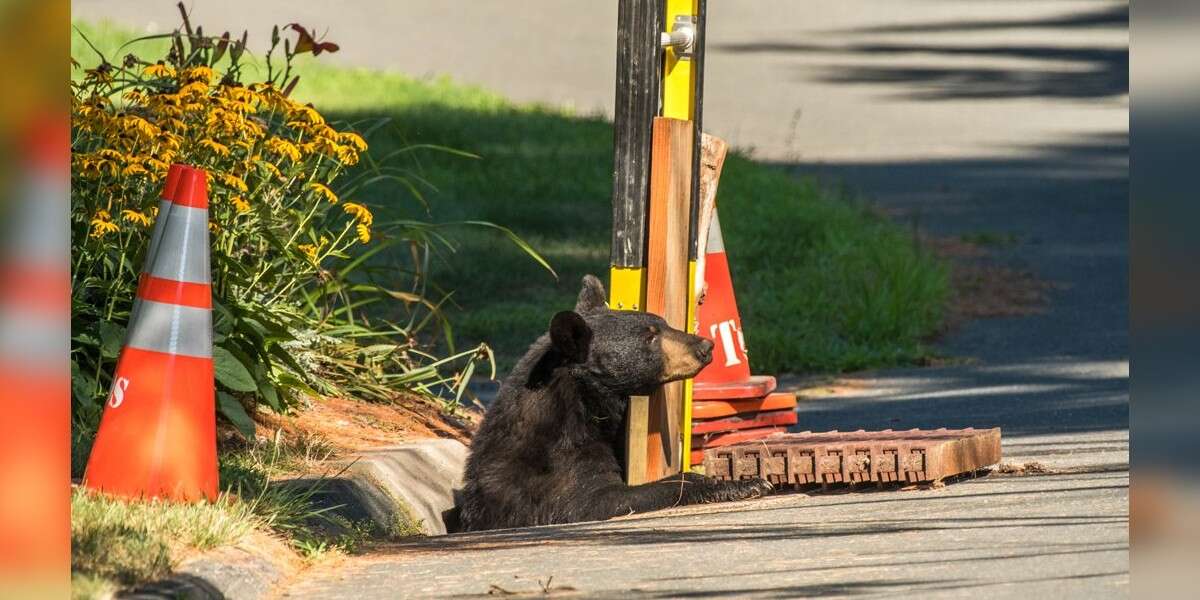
[546,275,714,396]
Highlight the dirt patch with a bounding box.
[251,394,480,454]
[925,235,1065,332]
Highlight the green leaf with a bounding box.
[70,360,98,405]
[98,321,126,359]
[218,392,256,440]
[456,221,558,279]
[213,346,258,392]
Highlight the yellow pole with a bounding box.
[663,0,700,472]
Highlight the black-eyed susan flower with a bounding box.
[297,243,319,262]
[142,62,175,78]
[338,132,368,152]
[231,196,251,214]
[307,182,338,204]
[199,138,231,157]
[89,210,119,238]
[121,209,152,227]
[265,137,302,162]
[219,173,249,193]
[341,202,373,226]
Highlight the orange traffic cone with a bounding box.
[694,211,778,399]
[0,116,70,579]
[83,165,218,502]
[690,209,798,463]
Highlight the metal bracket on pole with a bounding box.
[660,14,696,57]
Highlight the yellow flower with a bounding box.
[199,139,231,157]
[265,137,302,162]
[89,211,119,238]
[307,182,338,204]
[288,104,325,126]
[181,65,214,83]
[142,157,169,175]
[120,163,148,177]
[338,132,368,152]
[162,117,188,133]
[297,243,319,262]
[219,173,249,193]
[143,63,176,78]
[222,86,254,103]
[335,146,360,166]
[121,209,151,227]
[231,196,251,214]
[341,202,373,225]
[355,223,371,244]
[179,81,209,97]
[209,221,220,233]
[119,115,159,138]
[123,90,147,105]
[258,160,284,181]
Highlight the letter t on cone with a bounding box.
[83,165,218,502]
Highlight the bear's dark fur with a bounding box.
[458,275,773,531]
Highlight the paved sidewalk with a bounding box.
[282,431,1127,598]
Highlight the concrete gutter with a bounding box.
[317,438,469,536]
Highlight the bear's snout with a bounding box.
[660,331,714,382]
[694,338,714,366]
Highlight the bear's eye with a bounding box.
[645,325,659,341]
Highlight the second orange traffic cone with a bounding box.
[694,211,778,399]
[83,165,218,502]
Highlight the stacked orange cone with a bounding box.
[83,164,218,502]
[690,211,797,466]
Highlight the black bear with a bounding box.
[458,275,773,531]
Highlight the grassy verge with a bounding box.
[73,18,947,374]
[306,78,949,373]
[71,432,374,597]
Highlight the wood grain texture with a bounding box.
[693,133,728,299]
[643,117,694,480]
[611,0,663,268]
[624,395,650,485]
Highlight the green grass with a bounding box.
[303,74,949,372]
[71,487,256,591]
[73,20,948,373]
[71,431,372,597]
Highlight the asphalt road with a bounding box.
[75,1,1129,597]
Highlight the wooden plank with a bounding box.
[644,117,694,480]
[611,0,663,269]
[624,395,650,485]
[692,133,728,300]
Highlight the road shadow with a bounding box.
[717,4,1128,101]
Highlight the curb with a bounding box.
[315,438,469,536]
[121,438,468,599]
[120,532,298,600]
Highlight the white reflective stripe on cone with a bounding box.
[146,203,210,285]
[124,298,212,358]
[142,199,173,275]
[0,312,67,363]
[128,199,175,330]
[706,210,725,253]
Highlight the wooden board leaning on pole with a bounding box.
[643,117,693,480]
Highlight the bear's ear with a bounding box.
[549,310,592,364]
[574,274,608,315]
